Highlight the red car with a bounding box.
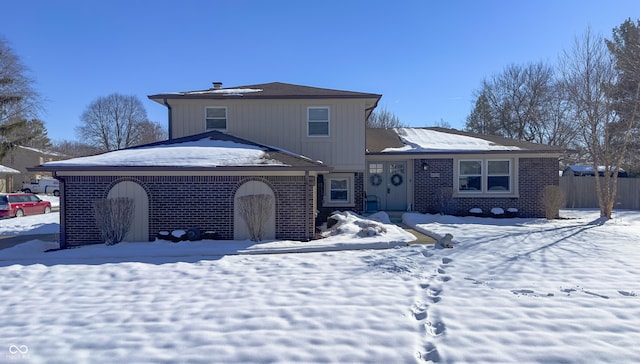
[0,193,52,218]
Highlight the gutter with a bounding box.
[163,98,173,139]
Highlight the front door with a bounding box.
[367,161,407,211]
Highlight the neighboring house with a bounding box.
[2,146,67,192]
[365,128,563,217]
[562,165,628,178]
[0,164,20,193]
[31,82,561,247]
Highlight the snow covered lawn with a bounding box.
[1,209,639,363]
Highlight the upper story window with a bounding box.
[458,159,512,193]
[307,107,329,137]
[205,107,227,131]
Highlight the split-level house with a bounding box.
[32,82,561,247]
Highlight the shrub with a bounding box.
[435,187,454,215]
[237,194,274,241]
[93,198,134,245]
[541,185,566,219]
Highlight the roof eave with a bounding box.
[366,150,564,156]
[28,165,332,173]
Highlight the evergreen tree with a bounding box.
[0,36,41,160]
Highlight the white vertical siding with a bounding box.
[107,181,149,242]
[234,180,276,241]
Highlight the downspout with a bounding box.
[163,98,173,140]
[305,170,309,241]
[53,172,66,249]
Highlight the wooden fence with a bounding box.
[560,175,640,210]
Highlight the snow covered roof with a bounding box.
[18,145,67,157]
[0,164,19,174]
[367,128,563,154]
[563,165,628,177]
[32,131,329,172]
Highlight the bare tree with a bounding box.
[366,106,405,129]
[466,62,577,147]
[431,118,452,128]
[51,139,102,157]
[0,37,42,159]
[558,27,631,219]
[132,120,168,145]
[76,93,150,151]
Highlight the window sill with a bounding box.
[323,202,356,208]
[454,192,519,198]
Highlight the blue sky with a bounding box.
[2,1,638,142]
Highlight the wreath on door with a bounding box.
[369,174,383,186]
[391,173,403,186]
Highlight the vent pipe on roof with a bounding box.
[212,82,223,89]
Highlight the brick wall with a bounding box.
[61,174,316,246]
[412,157,559,218]
[316,172,364,224]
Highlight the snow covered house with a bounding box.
[30,82,562,247]
[31,82,379,247]
[365,127,563,217]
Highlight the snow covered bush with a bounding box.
[542,185,566,219]
[93,198,134,246]
[490,207,505,217]
[237,194,274,241]
[324,211,387,237]
[469,208,483,217]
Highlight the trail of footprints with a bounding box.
[414,256,453,362]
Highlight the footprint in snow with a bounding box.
[425,320,446,337]
[411,303,428,321]
[417,341,441,362]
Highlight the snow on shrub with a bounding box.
[324,211,387,237]
[491,207,505,216]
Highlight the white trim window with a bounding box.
[329,178,349,202]
[487,160,511,192]
[324,173,354,206]
[458,160,482,192]
[458,159,512,193]
[307,107,329,137]
[205,107,227,131]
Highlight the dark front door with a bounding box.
[367,161,407,211]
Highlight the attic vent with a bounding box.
[212,82,223,89]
